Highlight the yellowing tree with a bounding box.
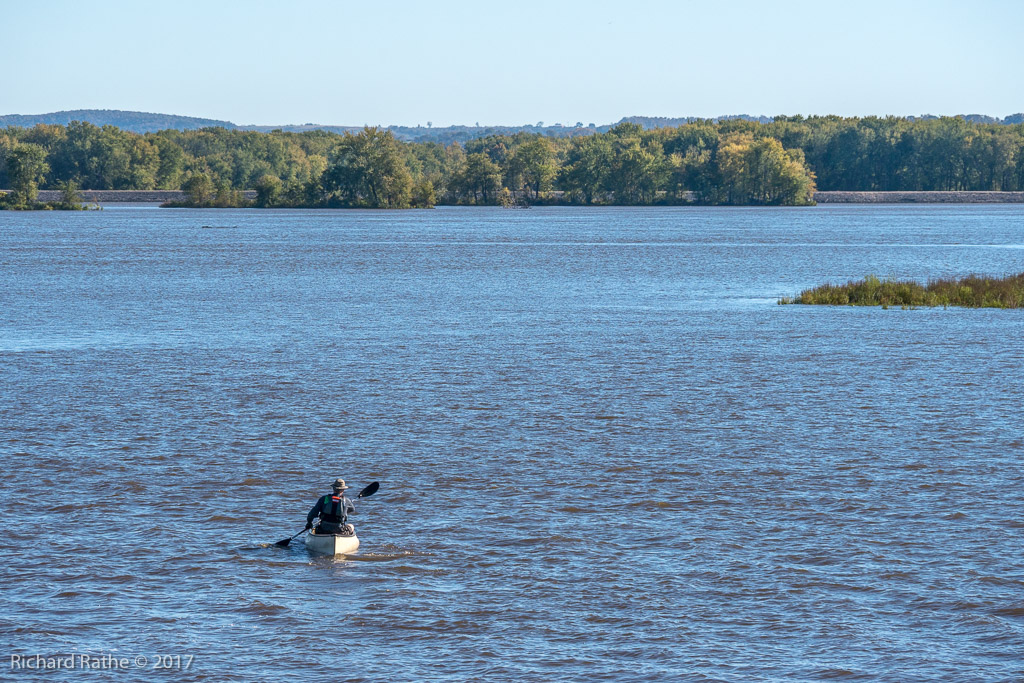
[716,134,815,205]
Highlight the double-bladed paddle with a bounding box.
[356,481,379,499]
[274,481,380,547]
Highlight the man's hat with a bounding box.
[331,478,350,490]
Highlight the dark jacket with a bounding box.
[307,493,354,526]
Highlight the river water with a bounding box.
[1,205,1023,680]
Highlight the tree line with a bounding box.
[2,116,1024,209]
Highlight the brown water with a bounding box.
[2,205,1023,680]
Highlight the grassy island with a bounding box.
[0,183,96,210]
[779,273,1024,308]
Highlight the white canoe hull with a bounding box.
[304,526,359,555]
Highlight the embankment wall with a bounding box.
[813,191,1024,203]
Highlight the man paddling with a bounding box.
[305,478,355,535]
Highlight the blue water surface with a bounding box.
[1,205,1023,680]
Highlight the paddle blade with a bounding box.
[357,481,380,498]
[275,528,306,547]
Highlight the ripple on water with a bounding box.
[2,205,1024,679]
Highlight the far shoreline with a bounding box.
[6,189,1024,205]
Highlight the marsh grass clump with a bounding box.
[780,273,1024,308]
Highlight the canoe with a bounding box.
[304,525,359,555]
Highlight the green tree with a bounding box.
[715,134,815,205]
[0,136,12,189]
[967,127,1019,190]
[7,143,50,203]
[439,144,467,202]
[322,127,413,208]
[151,136,186,189]
[560,135,612,203]
[411,179,436,208]
[127,137,160,189]
[604,130,668,204]
[213,178,243,207]
[512,137,557,198]
[454,152,502,204]
[254,174,283,207]
[659,122,720,201]
[181,172,215,206]
[55,179,83,209]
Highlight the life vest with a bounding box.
[320,494,349,523]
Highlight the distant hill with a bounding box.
[907,113,1024,125]
[619,114,775,128]
[387,123,608,144]
[624,113,1024,128]
[238,122,608,144]
[0,109,236,133]
[3,109,1023,141]
[238,123,362,135]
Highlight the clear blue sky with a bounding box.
[3,0,1021,126]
